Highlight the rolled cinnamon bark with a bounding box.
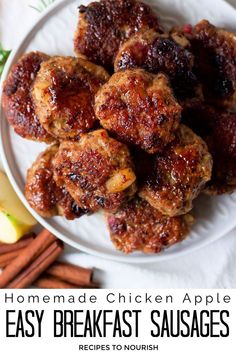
[7,240,64,289]
[0,229,57,288]
[46,261,93,286]
[34,275,80,289]
[0,249,26,268]
[0,234,35,255]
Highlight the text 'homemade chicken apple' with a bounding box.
[2,0,236,255]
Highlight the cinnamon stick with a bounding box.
[7,240,63,289]
[34,275,81,289]
[0,229,57,288]
[46,261,93,286]
[0,234,35,255]
[0,249,26,268]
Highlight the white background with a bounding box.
[0,0,236,289]
[0,290,236,354]
[0,289,235,353]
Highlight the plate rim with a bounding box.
[0,0,236,264]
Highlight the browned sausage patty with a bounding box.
[107,197,194,254]
[53,129,137,212]
[32,56,109,140]
[114,29,198,100]
[182,103,236,194]
[2,51,53,142]
[25,144,86,219]
[74,0,162,72]
[139,124,213,216]
[182,20,236,108]
[95,69,182,153]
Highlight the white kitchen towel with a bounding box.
[0,0,235,289]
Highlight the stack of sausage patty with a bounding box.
[2,0,236,254]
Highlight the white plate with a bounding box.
[1,0,236,264]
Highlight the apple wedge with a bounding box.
[0,171,37,244]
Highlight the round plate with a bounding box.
[1,0,236,263]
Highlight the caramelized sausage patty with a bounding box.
[182,103,236,194]
[107,197,194,254]
[2,51,53,142]
[74,0,162,71]
[25,144,86,219]
[183,20,236,108]
[139,125,213,216]
[32,56,109,140]
[95,69,182,153]
[53,129,137,212]
[115,29,198,100]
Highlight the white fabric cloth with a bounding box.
[0,0,235,289]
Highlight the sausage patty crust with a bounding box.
[95,69,182,153]
[2,51,53,142]
[32,56,109,140]
[107,197,194,254]
[182,103,236,195]
[139,124,213,216]
[114,29,198,100]
[53,129,137,212]
[25,144,86,219]
[74,0,162,72]
[183,20,236,108]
